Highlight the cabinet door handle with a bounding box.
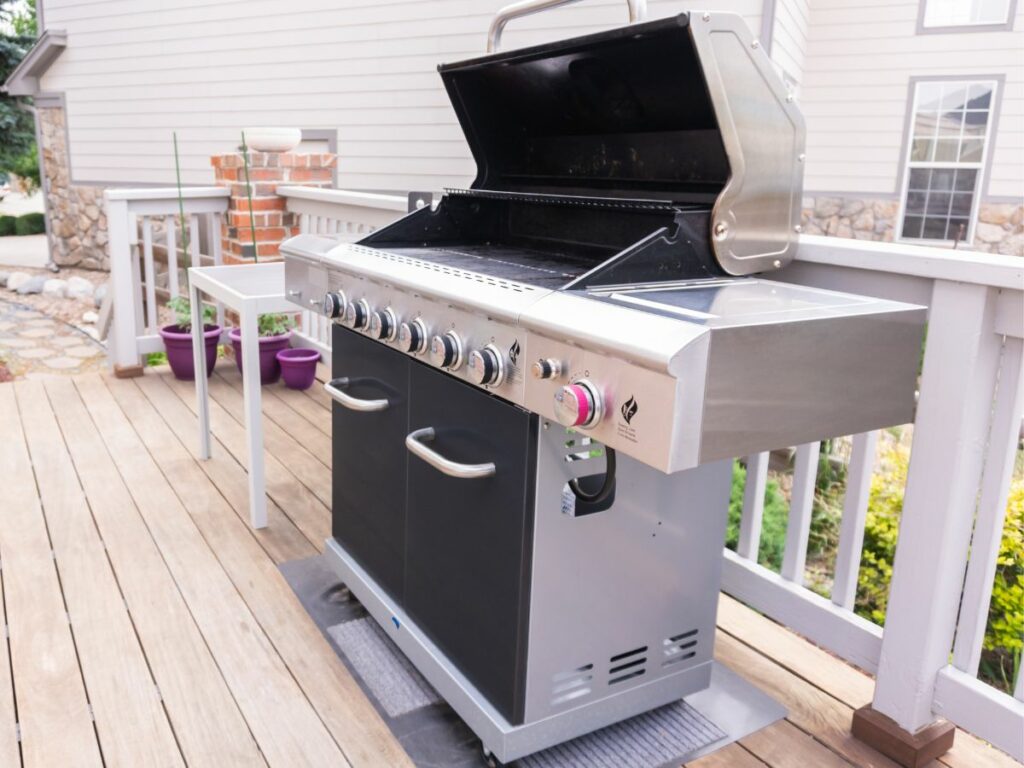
[405,427,496,479]
[324,377,389,412]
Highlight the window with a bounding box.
[898,79,997,243]
[921,0,1014,28]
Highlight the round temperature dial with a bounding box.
[369,307,398,341]
[429,331,464,370]
[342,298,370,330]
[554,379,603,428]
[468,344,505,387]
[398,319,427,354]
[322,291,346,319]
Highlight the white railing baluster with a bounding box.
[832,430,879,610]
[781,442,820,584]
[737,452,769,561]
[129,213,145,336]
[188,214,201,271]
[141,216,157,332]
[166,217,179,298]
[952,337,1024,675]
[207,212,225,329]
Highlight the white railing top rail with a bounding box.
[105,187,230,202]
[276,186,408,212]
[794,234,1023,290]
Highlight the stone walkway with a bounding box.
[0,298,105,378]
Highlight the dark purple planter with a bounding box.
[277,348,321,390]
[229,328,292,384]
[159,324,221,381]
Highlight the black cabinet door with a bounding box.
[404,363,537,725]
[332,326,409,601]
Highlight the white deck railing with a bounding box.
[106,187,1024,760]
[105,187,230,373]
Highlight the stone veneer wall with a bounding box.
[802,196,1023,256]
[37,105,110,269]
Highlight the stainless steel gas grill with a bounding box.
[282,4,926,763]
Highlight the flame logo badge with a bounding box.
[620,396,638,424]
[509,339,521,365]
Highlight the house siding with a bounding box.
[770,0,810,86]
[799,0,1023,201]
[37,0,762,191]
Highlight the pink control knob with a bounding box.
[554,380,602,428]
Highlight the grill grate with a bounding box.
[444,187,682,213]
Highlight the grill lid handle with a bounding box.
[487,0,647,52]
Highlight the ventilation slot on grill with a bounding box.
[608,646,647,685]
[550,663,594,707]
[662,629,699,668]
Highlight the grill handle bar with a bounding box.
[487,0,647,52]
[324,377,389,412]
[406,427,497,479]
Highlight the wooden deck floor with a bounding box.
[0,366,1017,768]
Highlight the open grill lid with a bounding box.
[438,10,806,276]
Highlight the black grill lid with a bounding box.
[439,14,730,205]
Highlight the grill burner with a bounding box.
[282,4,925,763]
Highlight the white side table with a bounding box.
[188,262,299,529]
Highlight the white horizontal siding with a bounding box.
[800,0,1023,198]
[770,0,810,85]
[40,0,761,189]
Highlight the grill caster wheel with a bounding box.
[482,747,506,767]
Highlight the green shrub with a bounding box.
[726,460,791,571]
[257,313,295,337]
[0,216,15,237]
[855,444,1023,693]
[14,212,45,236]
[166,295,215,331]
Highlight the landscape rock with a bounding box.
[813,197,842,218]
[5,272,32,292]
[975,222,1006,244]
[42,278,68,298]
[16,275,48,295]
[979,203,1017,226]
[996,233,1024,257]
[0,271,9,287]
[839,199,865,217]
[82,310,99,324]
[66,276,96,300]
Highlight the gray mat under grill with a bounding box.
[282,554,786,768]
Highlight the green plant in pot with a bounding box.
[158,132,223,380]
[159,295,221,380]
[229,313,295,384]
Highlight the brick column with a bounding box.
[211,151,337,264]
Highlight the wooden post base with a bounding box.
[113,363,145,379]
[852,705,955,768]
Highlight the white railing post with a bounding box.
[737,451,769,561]
[781,441,820,584]
[104,193,143,376]
[832,430,879,610]
[869,280,1003,734]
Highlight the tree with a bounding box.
[0,0,37,180]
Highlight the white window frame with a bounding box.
[917,0,1018,33]
[895,78,999,247]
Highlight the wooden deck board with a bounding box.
[74,373,348,768]
[42,377,267,768]
[109,376,412,768]
[0,385,103,768]
[16,380,185,768]
[0,368,1016,768]
[0,553,20,768]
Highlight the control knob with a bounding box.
[343,298,370,330]
[554,379,603,428]
[468,344,505,387]
[429,331,464,370]
[531,358,562,380]
[398,319,427,354]
[322,291,346,319]
[369,307,398,341]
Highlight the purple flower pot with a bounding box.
[159,324,221,381]
[228,328,292,384]
[277,348,321,390]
